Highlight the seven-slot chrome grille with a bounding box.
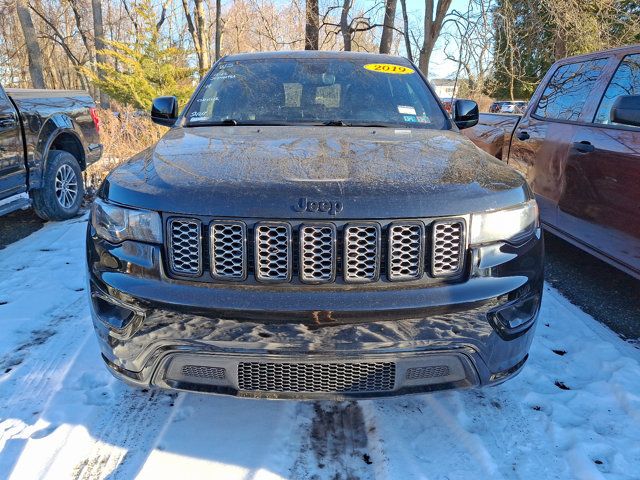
[167,218,466,283]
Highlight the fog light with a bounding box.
[90,288,146,339]
[489,292,541,339]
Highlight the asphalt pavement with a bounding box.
[543,232,640,343]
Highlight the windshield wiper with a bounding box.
[320,120,395,128]
[188,118,240,126]
[322,120,351,126]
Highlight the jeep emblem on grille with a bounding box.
[293,197,343,216]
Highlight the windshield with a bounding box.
[184,58,449,129]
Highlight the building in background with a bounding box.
[431,78,459,100]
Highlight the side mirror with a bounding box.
[611,95,640,127]
[453,99,479,129]
[151,96,178,126]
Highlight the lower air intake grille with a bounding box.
[168,218,201,275]
[406,365,450,380]
[237,361,396,393]
[432,220,465,276]
[182,365,226,380]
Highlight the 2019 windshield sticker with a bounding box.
[364,63,415,74]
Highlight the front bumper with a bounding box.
[86,225,543,399]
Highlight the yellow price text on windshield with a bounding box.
[363,63,415,74]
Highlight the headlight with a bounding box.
[91,198,162,244]
[470,200,538,245]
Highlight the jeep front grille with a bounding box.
[237,361,396,393]
[168,218,202,275]
[166,218,466,283]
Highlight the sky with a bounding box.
[401,0,471,79]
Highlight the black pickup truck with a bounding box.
[0,84,102,219]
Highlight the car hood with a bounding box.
[102,126,530,219]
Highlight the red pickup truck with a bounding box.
[464,45,640,279]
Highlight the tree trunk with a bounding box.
[305,0,319,50]
[215,0,222,61]
[194,0,210,72]
[379,0,397,54]
[69,0,93,60]
[340,0,352,51]
[182,0,210,76]
[91,0,110,108]
[419,0,451,77]
[399,0,413,62]
[16,0,46,88]
[554,31,567,61]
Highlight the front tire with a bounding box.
[32,150,85,221]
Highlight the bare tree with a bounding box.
[305,0,319,49]
[16,0,46,88]
[182,0,211,76]
[418,0,452,76]
[322,0,385,52]
[340,0,352,50]
[379,0,397,54]
[398,0,413,62]
[442,0,494,95]
[215,0,222,61]
[91,0,110,107]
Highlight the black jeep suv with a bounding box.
[87,51,543,399]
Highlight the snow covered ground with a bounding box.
[0,215,639,480]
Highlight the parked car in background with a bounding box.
[0,84,102,219]
[464,45,640,279]
[489,101,504,113]
[500,101,528,114]
[439,96,453,113]
[87,51,543,400]
[489,101,528,114]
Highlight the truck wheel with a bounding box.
[32,150,85,221]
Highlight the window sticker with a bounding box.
[364,63,415,75]
[212,73,236,80]
[416,115,430,124]
[403,115,417,123]
[398,105,416,115]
